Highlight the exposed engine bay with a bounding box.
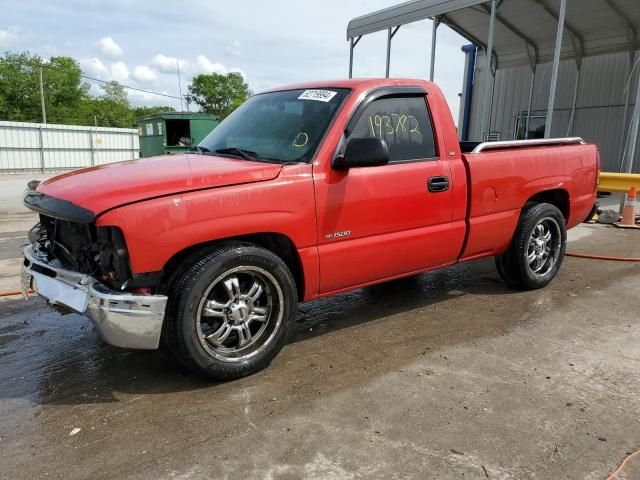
[30,216,131,290]
[23,180,131,290]
[24,182,163,293]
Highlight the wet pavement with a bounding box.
[1,175,639,479]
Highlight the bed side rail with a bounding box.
[470,137,586,154]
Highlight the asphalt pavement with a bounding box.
[1,173,639,480]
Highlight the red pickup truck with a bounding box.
[22,79,599,379]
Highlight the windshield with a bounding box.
[197,88,350,163]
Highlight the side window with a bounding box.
[349,96,437,162]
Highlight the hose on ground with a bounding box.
[0,289,31,297]
[566,252,640,262]
[606,448,640,480]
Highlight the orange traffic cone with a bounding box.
[616,186,639,229]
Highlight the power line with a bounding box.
[80,74,183,100]
[6,57,184,101]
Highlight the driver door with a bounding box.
[314,92,455,294]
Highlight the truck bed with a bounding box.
[458,139,599,261]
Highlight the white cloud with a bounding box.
[132,65,157,83]
[225,40,241,56]
[80,58,130,85]
[80,57,110,79]
[0,29,17,48]
[110,61,129,82]
[193,56,246,80]
[195,55,228,75]
[96,36,123,58]
[151,54,188,73]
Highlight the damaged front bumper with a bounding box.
[21,245,167,350]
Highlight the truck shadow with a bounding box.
[0,259,540,406]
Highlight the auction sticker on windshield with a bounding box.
[298,90,337,102]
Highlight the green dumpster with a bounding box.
[137,112,220,158]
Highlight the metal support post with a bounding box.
[38,126,45,172]
[489,67,497,136]
[131,130,137,159]
[89,129,95,166]
[523,45,538,140]
[349,38,354,78]
[429,16,440,81]
[524,67,536,139]
[619,49,635,162]
[386,28,392,77]
[544,0,567,138]
[480,0,497,139]
[385,27,400,78]
[348,36,362,79]
[567,57,581,136]
[624,67,640,173]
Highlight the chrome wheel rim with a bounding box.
[196,266,283,362]
[526,217,561,276]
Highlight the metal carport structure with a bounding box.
[346,0,640,172]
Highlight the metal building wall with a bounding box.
[0,121,140,172]
[467,50,640,172]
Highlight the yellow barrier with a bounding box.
[598,172,640,193]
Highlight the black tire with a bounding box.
[163,242,297,380]
[495,252,522,288]
[495,203,567,290]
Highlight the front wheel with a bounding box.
[495,203,567,290]
[163,242,298,380]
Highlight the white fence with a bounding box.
[0,120,139,172]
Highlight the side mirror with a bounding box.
[332,137,390,170]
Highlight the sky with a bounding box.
[0,0,469,122]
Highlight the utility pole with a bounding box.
[39,64,47,124]
[176,59,184,112]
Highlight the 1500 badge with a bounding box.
[324,230,351,240]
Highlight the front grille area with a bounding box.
[34,215,131,288]
[38,215,95,273]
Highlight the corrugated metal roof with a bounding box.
[347,0,485,38]
[347,0,640,67]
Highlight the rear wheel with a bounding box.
[495,203,567,290]
[163,242,297,380]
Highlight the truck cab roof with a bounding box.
[261,78,434,94]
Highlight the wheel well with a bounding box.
[525,189,570,220]
[160,233,305,300]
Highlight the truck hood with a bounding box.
[37,154,283,215]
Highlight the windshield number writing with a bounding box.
[368,114,420,138]
[292,132,309,148]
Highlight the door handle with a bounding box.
[427,176,449,193]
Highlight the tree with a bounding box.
[187,72,249,118]
[0,51,46,122]
[84,83,175,128]
[0,51,180,128]
[0,52,90,123]
[45,56,90,124]
[132,105,175,119]
[101,81,128,104]
[87,82,132,128]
